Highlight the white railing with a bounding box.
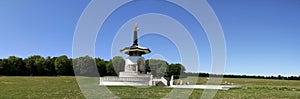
[100,77,150,82]
[170,75,174,86]
[161,77,168,86]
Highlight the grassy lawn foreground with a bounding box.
[0,76,299,98]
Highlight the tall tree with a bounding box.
[95,58,107,77]
[106,60,117,76]
[24,57,35,76]
[145,60,151,73]
[54,55,73,76]
[6,56,18,75]
[165,63,186,78]
[6,56,27,75]
[44,56,56,76]
[0,59,2,75]
[35,56,46,75]
[13,56,27,76]
[147,59,168,77]
[0,59,9,75]
[24,55,46,76]
[112,56,125,75]
[73,56,96,76]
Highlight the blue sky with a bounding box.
[0,0,299,76]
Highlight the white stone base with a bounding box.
[99,82,149,86]
[119,72,151,77]
[99,76,153,86]
[119,72,138,77]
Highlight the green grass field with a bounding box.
[0,76,299,98]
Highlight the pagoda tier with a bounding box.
[120,45,151,56]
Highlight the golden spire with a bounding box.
[133,23,138,31]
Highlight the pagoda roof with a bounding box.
[120,45,151,55]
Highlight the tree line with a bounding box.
[2,55,298,80]
[0,55,186,77]
[186,72,300,80]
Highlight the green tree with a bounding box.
[145,60,151,73]
[24,55,46,76]
[44,56,56,76]
[112,56,125,75]
[165,63,186,78]
[106,60,117,76]
[5,56,28,76]
[16,59,28,76]
[6,56,16,75]
[24,57,35,76]
[35,56,46,75]
[0,59,9,75]
[105,56,125,76]
[0,59,2,75]
[147,59,168,77]
[54,55,73,75]
[95,58,107,77]
[73,56,97,76]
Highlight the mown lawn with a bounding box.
[0,76,84,98]
[0,76,299,98]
